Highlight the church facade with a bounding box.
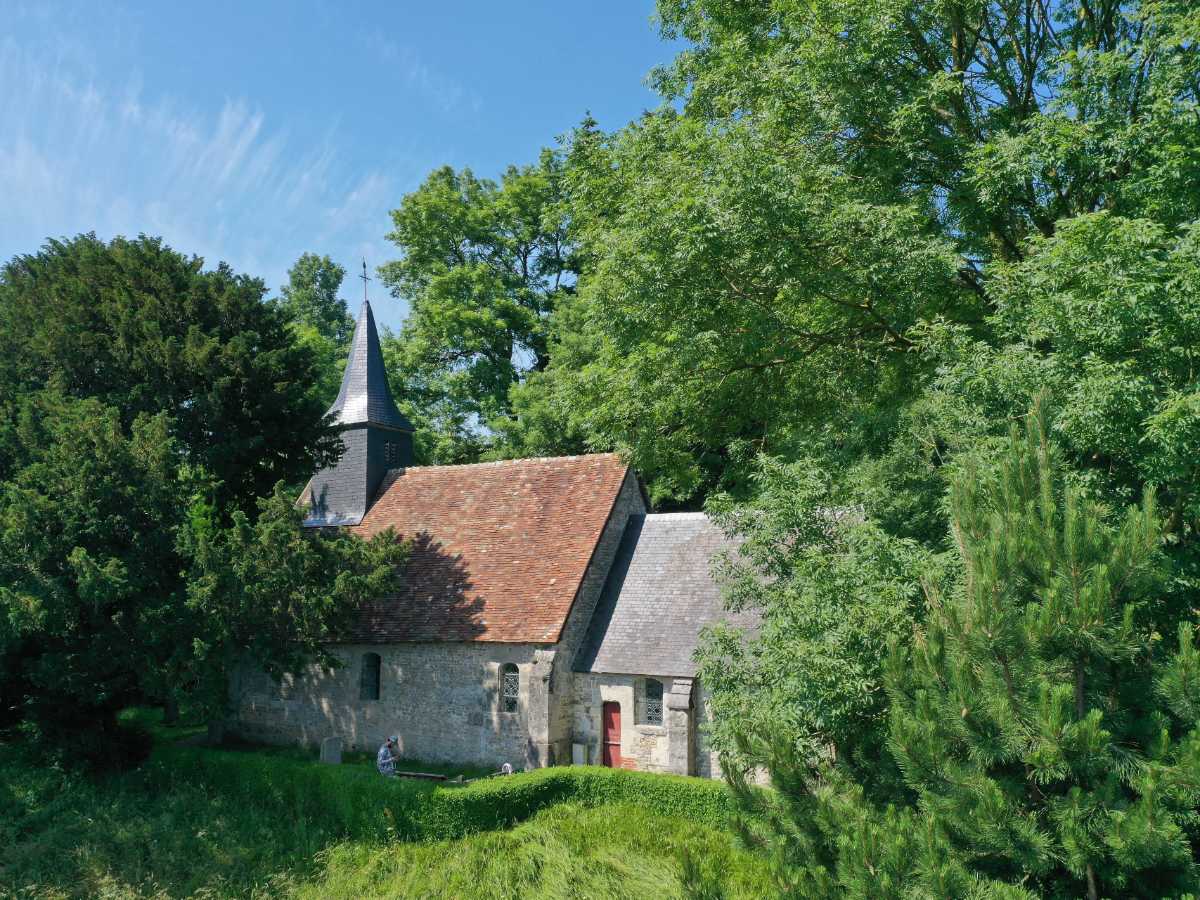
[229,300,747,778]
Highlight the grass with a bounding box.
[0,710,770,899]
[296,803,769,900]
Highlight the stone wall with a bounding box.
[572,673,695,774]
[230,468,645,771]
[549,471,646,759]
[231,641,548,769]
[694,683,723,780]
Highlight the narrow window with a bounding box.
[501,663,519,713]
[360,652,381,701]
[644,678,664,726]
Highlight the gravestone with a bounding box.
[320,736,342,765]
[206,720,225,746]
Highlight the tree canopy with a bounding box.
[378,151,576,463]
[0,238,406,766]
[0,234,338,513]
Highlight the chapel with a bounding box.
[229,299,749,777]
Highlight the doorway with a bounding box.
[601,701,621,767]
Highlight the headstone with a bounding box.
[320,736,342,765]
[571,742,588,766]
[206,720,225,746]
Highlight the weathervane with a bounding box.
[360,258,372,303]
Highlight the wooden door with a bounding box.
[601,701,621,767]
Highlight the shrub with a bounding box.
[150,740,736,844]
[417,765,737,839]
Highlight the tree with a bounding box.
[508,115,967,504]
[278,252,354,409]
[0,234,338,512]
[0,395,183,761]
[656,0,1200,265]
[698,456,936,789]
[501,0,1199,506]
[378,150,576,462]
[0,391,406,768]
[179,485,407,727]
[705,404,1200,898]
[279,252,353,346]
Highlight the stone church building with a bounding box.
[229,300,749,778]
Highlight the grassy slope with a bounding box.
[0,715,769,899]
[299,803,768,900]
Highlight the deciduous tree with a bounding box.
[379,151,576,462]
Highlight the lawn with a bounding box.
[0,711,770,898]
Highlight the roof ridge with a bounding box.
[644,511,709,520]
[383,452,622,474]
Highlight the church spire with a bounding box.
[325,300,411,431]
[304,296,414,527]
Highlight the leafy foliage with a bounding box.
[506,116,967,503]
[495,0,1200,505]
[0,234,337,512]
[280,252,354,346]
[0,395,183,763]
[0,399,405,765]
[180,487,408,720]
[706,406,1200,898]
[379,151,576,463]
[699,456,936,786]
[279,252,355,408]
[656,0,1200,260]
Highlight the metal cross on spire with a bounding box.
[360,258,372,303]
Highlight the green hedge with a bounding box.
[417,766,736,839]
[149,742,735,844]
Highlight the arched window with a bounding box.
[360,652,381,701]
[644,678,664,726]
[501,663,519,713]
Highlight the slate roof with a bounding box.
[574,512,753,678]
[327,301,412,432]
[345,454,631,643]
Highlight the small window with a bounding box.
[644,678,664,726]
[360,653,381,701]
[501,663,519,713]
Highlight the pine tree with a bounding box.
[885,400,1200,897]
[707,400,1200,897]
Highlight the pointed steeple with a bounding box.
[326,301,412,431]
[304,300,414,527]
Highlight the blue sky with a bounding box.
[1,2,677,329]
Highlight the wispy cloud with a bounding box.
[362,32,482,116]
[0,33,414,323]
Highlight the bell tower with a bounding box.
[303,298,413,526]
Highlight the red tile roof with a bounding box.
[345,453,630,643]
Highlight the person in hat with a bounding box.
[376,736,399,776]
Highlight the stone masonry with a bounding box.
[230,470,647,770]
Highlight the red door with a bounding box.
[601,701,621,767]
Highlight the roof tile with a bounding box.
[346,453,629,643]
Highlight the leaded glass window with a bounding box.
[644,678,664,726]
[360,652,381,701]
[501,663,519,713]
